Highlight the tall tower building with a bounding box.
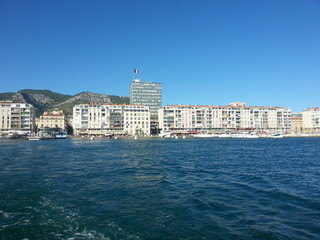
[130,79,162,119]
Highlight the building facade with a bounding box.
[0,101,35,133]
[158,103,291,133]
[130,79,162,118]
[302,107,320,132]
[291,113,303,133]
[73,103,150,136]
[36,110,66,130]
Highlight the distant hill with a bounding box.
[0,89,130,116]
[55,91,129,116]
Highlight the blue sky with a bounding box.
[1,0,319,112]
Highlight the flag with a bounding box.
[133,69,140,74]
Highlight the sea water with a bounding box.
[0,137,319,240]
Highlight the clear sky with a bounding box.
[1,0,319,112]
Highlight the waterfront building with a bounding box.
[302,107,320,133]
[73,103,150,136]
[37,110,66,130]
[291,113,303,133]
[158,102,291,133]
[130,79,162,118]
[0,101,35,134]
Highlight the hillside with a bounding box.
[55,92,130,116]
[0,89,130,116]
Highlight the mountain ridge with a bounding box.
[0,89,130,116]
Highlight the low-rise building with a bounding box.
[37,110,66,130]
[158,103,291,133]
[73,103,150,136]
[302,107,320,133]
[0,101,35,133]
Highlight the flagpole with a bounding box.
[133,68,141,81]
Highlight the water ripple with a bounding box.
[0,137,320,239]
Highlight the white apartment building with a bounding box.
[158,102,291,133]
[0,101,35,133]
[73,103,150,136]
[302,107,320,132]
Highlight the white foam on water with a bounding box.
[0,210,10,218]
[73,229,110,239]
[36,196,140,240]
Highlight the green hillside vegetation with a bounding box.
[19,89,72,103]
[109,95,130,104]
[0,92,15,100]
[54,100,86,116]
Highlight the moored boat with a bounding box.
[259,133,284,138]
[27,135,44,141]
[3,132,19,139]
[218,133,232,138]
[269,134,284,138]
[193,133,217,138]
[159,131,172,138]
[55,131,67,139]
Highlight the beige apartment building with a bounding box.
[302,107,320,132]
[0,101,35,133]
[291,113,303,133]
[158,102,291,133]
[37,110,66,130]
[73,103,150,136]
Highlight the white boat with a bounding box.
[159,131,171,138]
[4,132,19,139]
[193,133,217,138]
[27,135,43,141]
[218,133,232,138]
[269,134,284,138]
[232,132,259,138]
[104,133,113,138]
[243,134,259,138]
[259,133,284,138]
[55,131,67,139]
[231,133,243,138]
[259,133,269,138]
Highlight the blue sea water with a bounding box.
[0,137,320,240]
